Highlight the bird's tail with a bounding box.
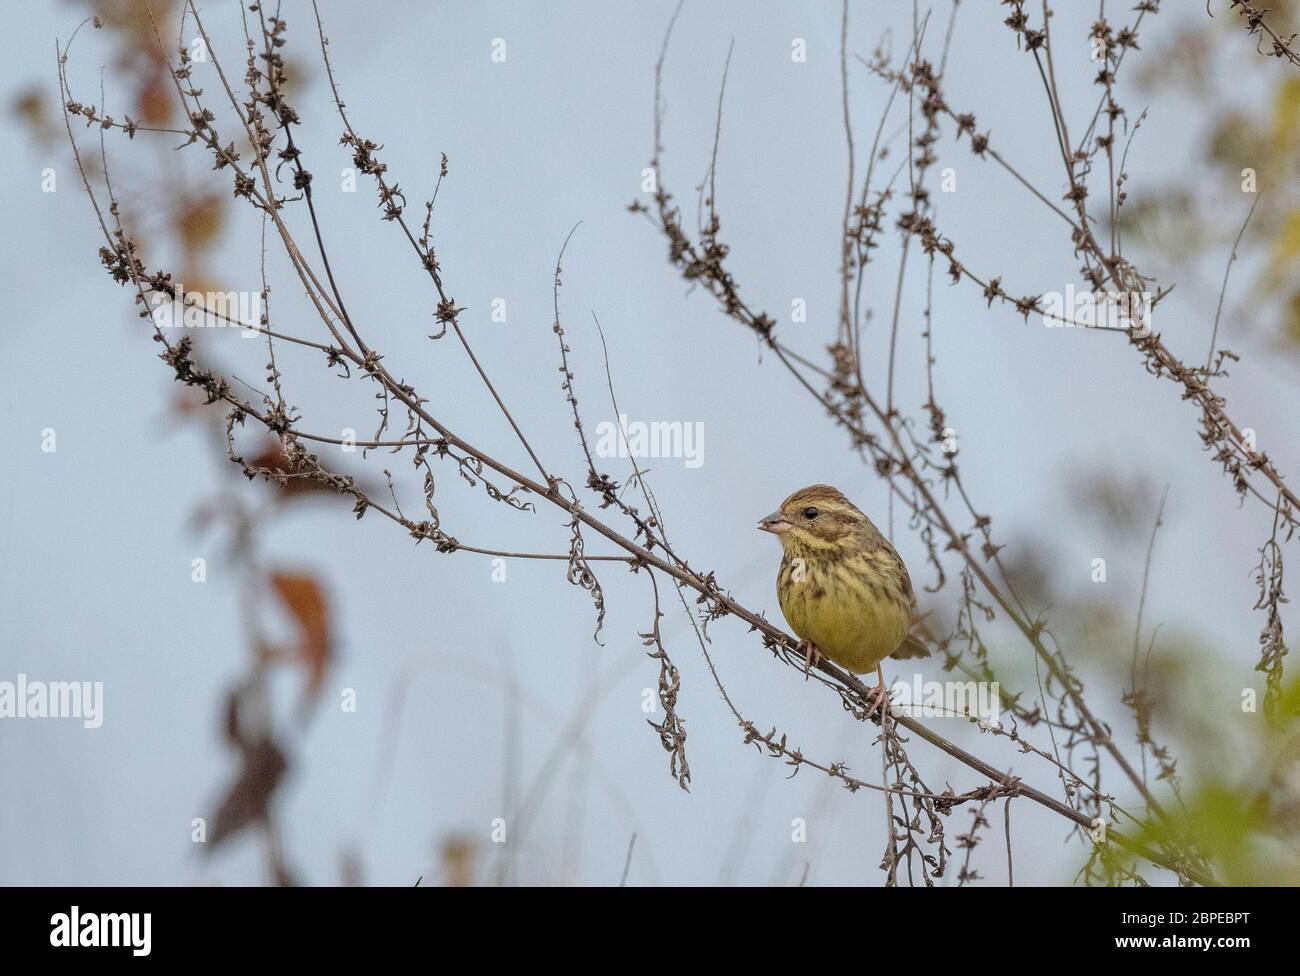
[891,633,932,660]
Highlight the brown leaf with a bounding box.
[441,835,476,887]
[136,67,172,126]
[10,85,56,145]
[270,571,331,701]
[170,389,211,419]
[221,688,241,747]
[209,738,288,849]
[177,193,225,253]
[248,442,337,499]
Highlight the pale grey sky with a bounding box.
[1,0,1292,885]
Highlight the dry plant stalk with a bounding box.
[57,0,1294,886]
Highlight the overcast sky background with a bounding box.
[2,0,1293,885]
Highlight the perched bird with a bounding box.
[758,485,928,711]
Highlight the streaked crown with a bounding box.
[779,484,858,517]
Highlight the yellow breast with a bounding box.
[776,554,909,674]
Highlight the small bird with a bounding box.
[758,485,929,712]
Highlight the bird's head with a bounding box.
[758,484,875,553]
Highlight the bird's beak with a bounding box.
[758,510,791,535]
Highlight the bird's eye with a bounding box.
[803,506,819,520]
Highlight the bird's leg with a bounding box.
[799,640,822,679]
[868,663,891,719]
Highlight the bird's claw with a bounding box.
[867,667,892,720]
[866,683,889,718]
[800,640,821,679]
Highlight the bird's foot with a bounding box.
[799,640,822,679]
[869,665,892,720]
[865,682,890,719]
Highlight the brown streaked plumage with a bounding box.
[758,485,929,707]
